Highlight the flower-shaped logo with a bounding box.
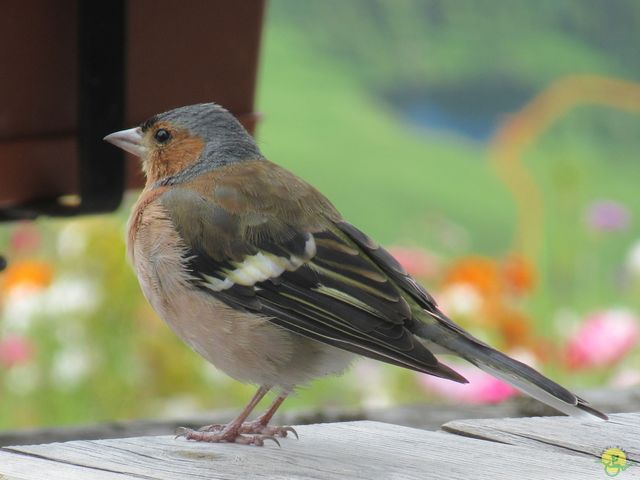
[600,447,630,477]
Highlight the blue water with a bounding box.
[403,102,499,141]
[387,81,533,142]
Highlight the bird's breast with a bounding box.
[126,192,352,387]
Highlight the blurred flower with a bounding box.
[438,283,483,318]
[566,309,639,369]
[443,256,500,298]
[506,347,540,370]
[553,308,582,338]
[1,286,46,333]
[1,260,53,293]
[502,254,536,295]
[1,277,100,334]
[157,395,203,419]
[625,241,640,278]
[487,304,533,348]
[353,360,393,408]
[56,220,89,260]
[51,346,93,389]
[419,364,516,404]
[609,369,640,388]
[44,277,101,315]
[584,200,631,232]
[0,335,34,367]
[386,246,440,279]
[9,222,41,254]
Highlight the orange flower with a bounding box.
[489,305,533,348]
[443,256,501,298]
[502,254,536,295]
[1,260,53,292]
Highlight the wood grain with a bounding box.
[0,449,133,480]
[0,421,607,480]
[442,412,639,466]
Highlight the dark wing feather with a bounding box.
[334,221,438,309]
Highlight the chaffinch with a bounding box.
[104,103,606,446]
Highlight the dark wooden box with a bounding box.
[0,0,264,218]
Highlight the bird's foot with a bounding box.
[175,425,281,447]
[195,420,298,439]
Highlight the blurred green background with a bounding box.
[1,0,639,429]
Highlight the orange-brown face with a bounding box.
[140,121,205,185]
[105,103,262,187]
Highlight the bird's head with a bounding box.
[104,103,262,186]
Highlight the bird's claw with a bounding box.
[190,421,298,439]
[256,425,298,439]
[175,426,281,447]
[281,426,299,439]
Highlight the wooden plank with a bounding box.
[0,449,136,480]
[1,421,605,480]
[442,412,640,466]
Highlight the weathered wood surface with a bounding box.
[1,385,637,447]
[443,411,639,466]
[0,421,608,480]
[0,403,521,447]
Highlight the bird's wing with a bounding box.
[160,160,466,383]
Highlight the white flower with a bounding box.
[51,347,92,389]
[610,369,640,388]
[1,277,101,335]
[506,347,539,370]
[1,286,46,333]
[157,395,201,419]
[44,277,101,315]
[626,241,640,278]
[56,221,89,259]
[353,359,393,409]
[438,283,483,317]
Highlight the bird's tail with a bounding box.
[417,314,608,420]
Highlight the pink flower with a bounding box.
[386,246,439,279]
[419,364,517,404]
[9,222,42,254]
[584,200,631,232]
[0,335,34,367]
[566,309,639,369]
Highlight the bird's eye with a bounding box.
[154,128,171,144]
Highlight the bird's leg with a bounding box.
[237,393,298,439]
[176,385,279,446]
[194,391,297,439]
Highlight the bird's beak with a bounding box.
[103,127,146,157]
